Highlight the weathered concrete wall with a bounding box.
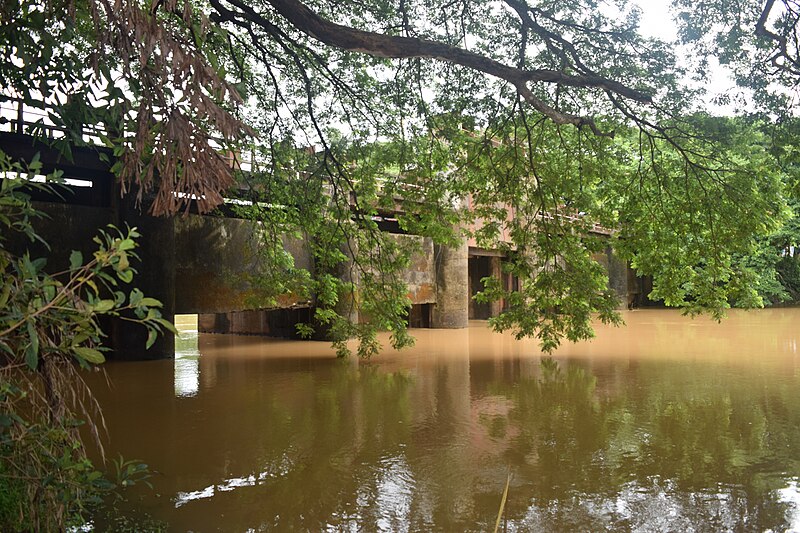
[592,245,632,309]
[14,204,319,355]
[20,202,636,355]
[174,215,311,314]
[11,202,113,269]
[432,241,469,328]
[393,234,436,305]
[13,201,176,360]
[201,234,454,337]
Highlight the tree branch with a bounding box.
[213,0,653,118]
[756,0,800,75]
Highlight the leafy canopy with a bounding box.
[0,0,796,352]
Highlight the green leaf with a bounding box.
[71,333,90,346]
[25,320,39,370]
[24,343,38,370]
[92,299,115,313]
[69,250,83,270]
[139,297,162,307]
[79,277,99,295]
[145,328,157,349]
[43,283,55,301]
[129,288,143,306]
[117,251,129,271]
[155,317,179,335]
[73,347,105,364]
[0,283,11,309]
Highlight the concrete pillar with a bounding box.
[335,238,360,324]
[110,197,176,360]
[432,241,469,328]
[627,266,642,308]
[489,256,503,318]
[604,245,630,309]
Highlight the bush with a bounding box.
[0,153,173,531]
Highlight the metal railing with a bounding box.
[0,95,252,170]
[0,95,110,144]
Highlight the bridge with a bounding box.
[0,97,638,360]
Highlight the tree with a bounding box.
[0,0,792,353]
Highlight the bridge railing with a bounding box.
[0,96,613,235]
[0,95,255,171]
[0,95,111,145]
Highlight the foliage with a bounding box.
[240,112,786,351]
[776,254,800,299]
[757,197,800,303]
[0,0,247,212]
[733,117,800,305]
[607,115,788,314]
[232,160,418,357]
[674,0,800,114]
[0,152,174,531]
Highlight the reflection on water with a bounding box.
[780,480,800,528]
[86,309,800,531]
[174,330,200,398]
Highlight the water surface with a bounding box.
[87,309,800,531]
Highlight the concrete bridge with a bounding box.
[0,121,638,360]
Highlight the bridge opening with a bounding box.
[469,255,493,319]
[468,251,519,319]
[406,303,433,328]
[173,314,200,398]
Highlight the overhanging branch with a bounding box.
[211,0,653,135]
[756,0,800,75]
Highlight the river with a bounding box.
[86,309,800,531]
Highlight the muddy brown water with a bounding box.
[85,309,800,531]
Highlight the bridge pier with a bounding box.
[111,200,177,360]
[432,241,469,328]
[593,245,635,309]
